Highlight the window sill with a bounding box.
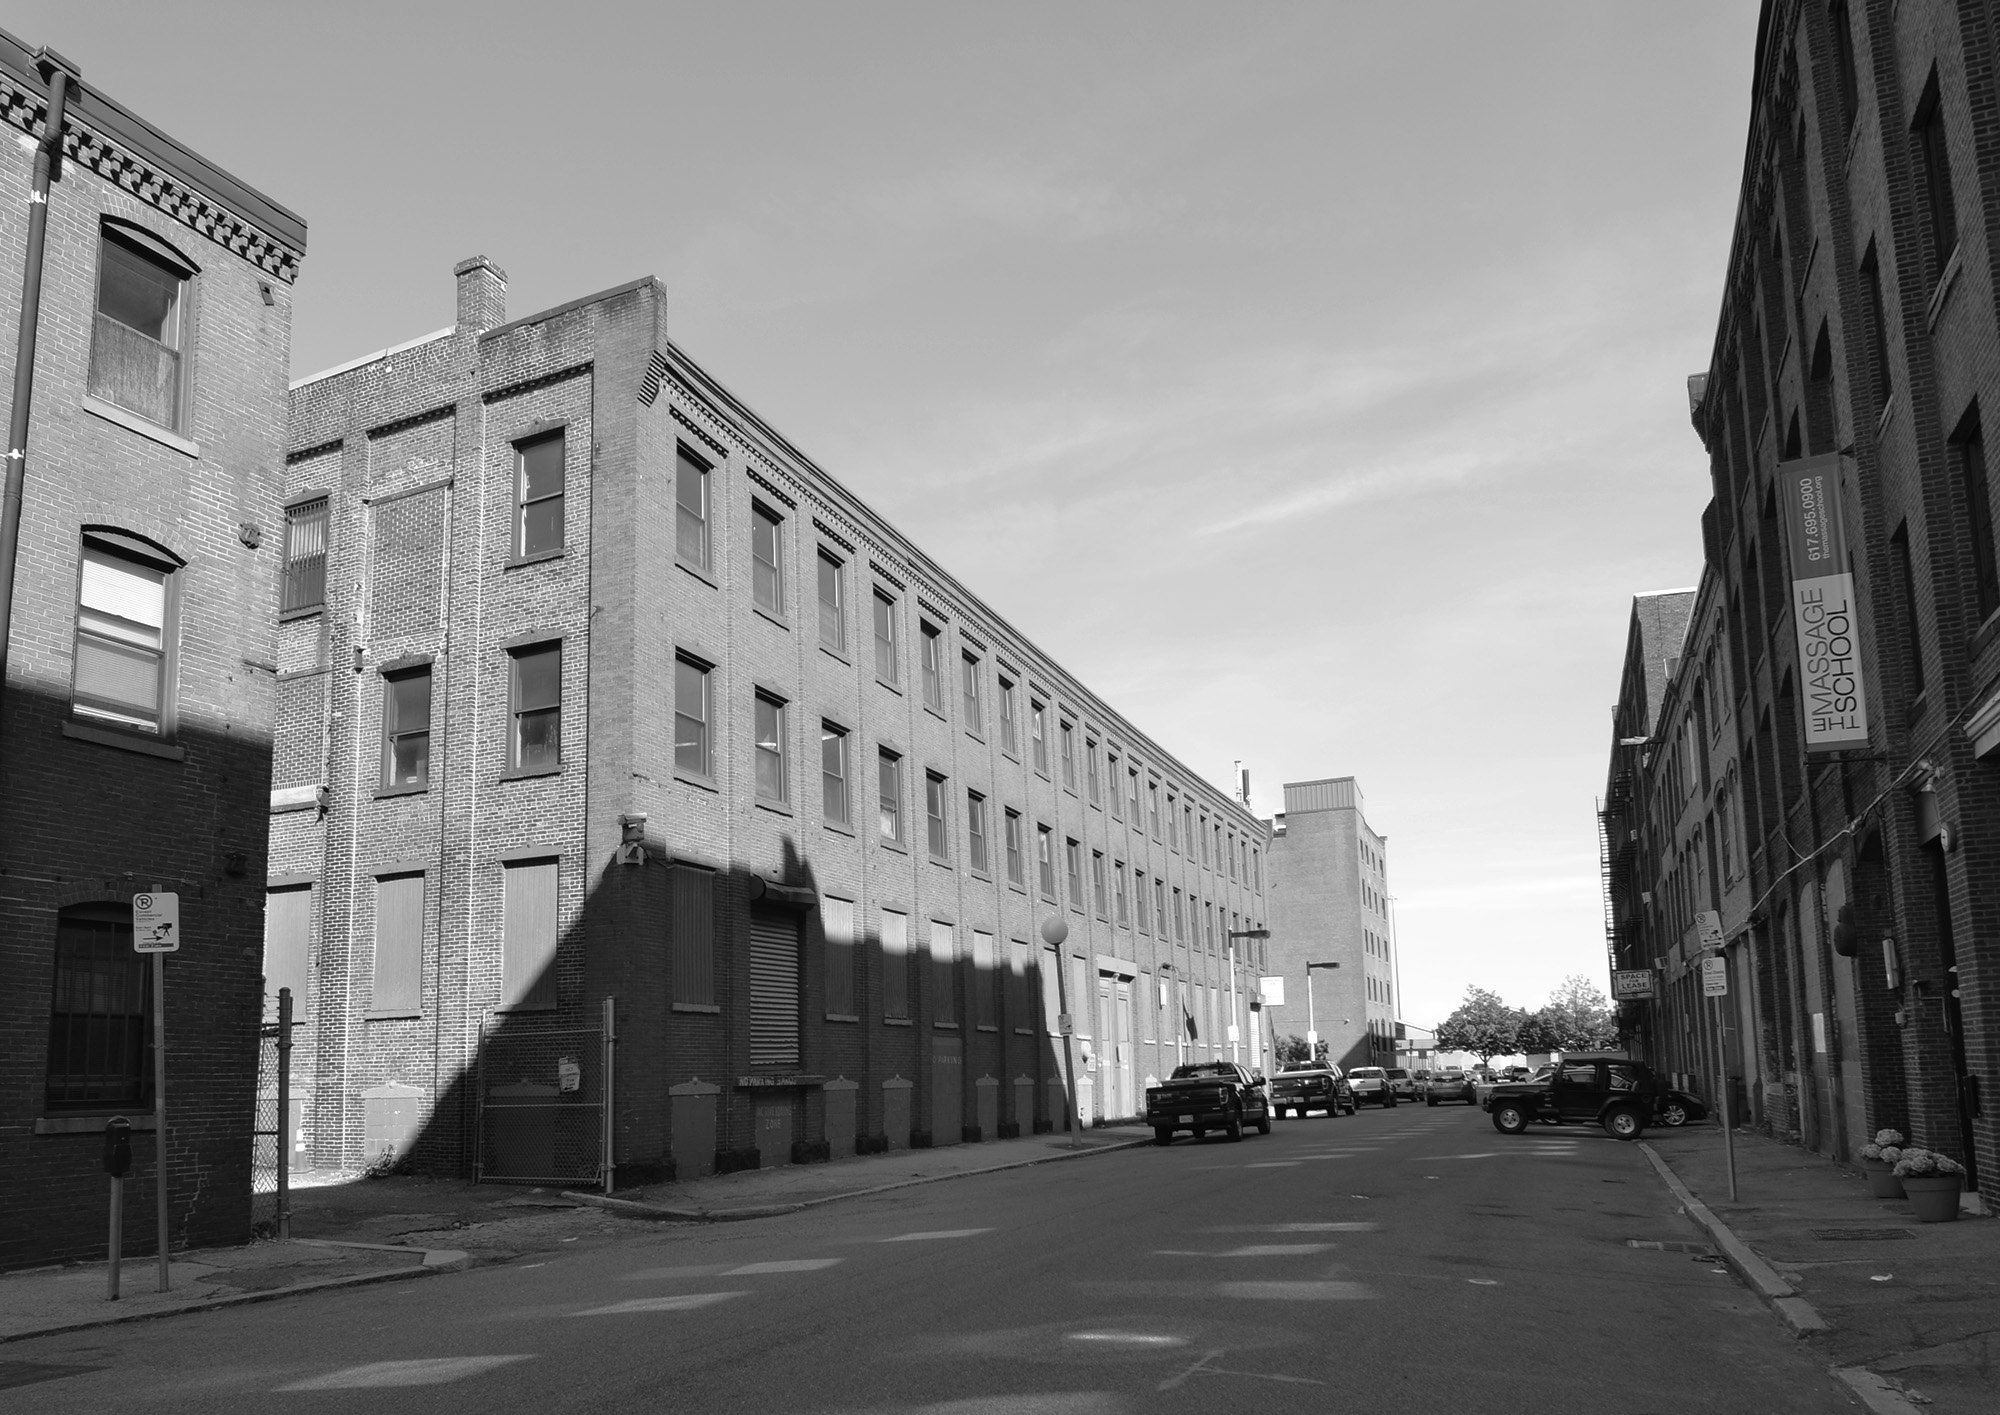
[928,853,952,869]
[374,782,429,799]
[825,1012,860,1024]
[1001,750,1020,765]
[506,547,565,570]
[925,705,948,724]
[677,558,718,589]
[1013,1027,1034,1037]
[884,1017,912,1027]
[968,867,992,884]
[63,720,184,760]
[672,1002,722,1014]
[36,1113,158,1134]
[753,605,790,632]
[499,762,564,782]
[364,1010,422,1021]
[1927,245,1963,331]
[754,798,794,818]
[820,644,850,666]
[1008,881,1027,895]
[880,838,908,856]
[675,769,719,794]
[823,820,856,839]
[876,677,903,695]
[965,729,985,745]
[976,1024,999,1034]
[933,1021,960,1031]
[81,395,199,457]
[280,604,324,623]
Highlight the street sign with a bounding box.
[1611,969,1656,1000]
[1259,976,1285,1007]
[132,893,180,953]
[1701,955,1729,996]
[1695,910,1724,951]
[1056,1013,1072,1036]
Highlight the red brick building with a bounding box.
[0,32,306,1268]
[270,260,1270,1184]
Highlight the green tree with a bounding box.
[1433,986,1520,1063]
[1276,1034,1327,1069]
[1514,1009,1562,1055]
[1541,975,1618,1051]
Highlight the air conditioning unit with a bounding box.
[1640,891,1653,905]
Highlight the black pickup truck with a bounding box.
[1146,1061,1272,1144]
[1483,1054,1660,1140]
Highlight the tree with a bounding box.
[1433,986,1520,1063]
[1276,1034,1327,1069]
[1540,975,1618,1051]
[1514,1009,1562,1056]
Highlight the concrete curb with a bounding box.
[1833,1367,1928,1415]
[0,1245,469,1345]
[564,1134,1154,1223]
[1636,1141,1828,1335]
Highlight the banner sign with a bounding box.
[1611,969,1655,1001]
[1780,454,1870,752]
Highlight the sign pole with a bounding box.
[276,987,293,1240]
[1716,988,1737,1202]
[107,1174,122,1301]
[1699,943,1737,1203]
[152,948,168,1291]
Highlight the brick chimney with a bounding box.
[454,255,507,335]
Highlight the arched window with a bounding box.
[46,903,151,1108]
[90,219,199,433]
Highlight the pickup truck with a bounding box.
[1483,1054,1660,1140]
[1146,1061,1272,1144]
[1270,1065,1355,1118]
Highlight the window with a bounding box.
[998,676,1019,755]
[1004,808,1025,886]
[1915,76,1959,283]
[263,884,312,1017]
[878,749,903,842]
[1148,779,1161,837]
[882,909,911,1020]
[1167,793,1179,850]
[672,865,716,1006]
[676,445,711,572]
[967,791,990,873]
[1065,837,1084,905]
[1155,877,1168,933]
[817,550,845,652]
[282,497,328,614]
[821,721,850,825]
[509,643,561,771]
[973,930,997,1030]
[515,431,564,558]
[71,533,175,735]
[1201,818,1211,865]
[90,223,190,431]
[371,872,424,1015]
[1831,0,1859,133]
[1891,522,1927,703]
[1086,737,1101,804]
[1127,766,1141,821]
[823,896,857,1019]
[751,504,784,615]
[1059,719,1077,790]
[1030,698,1049,774]
[926,772,950,860]
[501,858,558,1009]
[1114,861,1129,926]
[1036,824,1057,899]
[1861,243,1893,419]
[921,621,944,712]
[1953,409,1998,621]
[873,590,899,685]
[929,922,957,1026]
[1228,834,1238,880]
[1092,851,1109,915]
[754,692,788,803]
[1173,888,1185,941]
[46,904,150,1108]
[674,655,712,778]
[961,651,983,733]
[381,666,431,789]
[1107,752,1122,818]
[1252,848,1261,891]
[1183,803,1194,852]
[1135,871,1151,932]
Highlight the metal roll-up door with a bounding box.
[749,910,801,1067]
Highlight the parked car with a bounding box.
[1146,1061,1273,1143]
[1384,1067,1417,1101]
[1483,1054,1661,1140]
[1656,1087,1710,1126]
[1271,1066,1355,1118]
[1426,1067,1476,1105]
[1347,1065,1398,1107]
[1499,1065,1533,1082]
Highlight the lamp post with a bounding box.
[1304,960,1339,1064]
[1040,916,1081,1150]
[1225,929,1269,1066]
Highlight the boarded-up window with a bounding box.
[673,866,715,1007]
[749,911,800,1067]
[501,859,558,1009]
[371,873,424,1015]
[1010,938,1030,1030]
[823,896,856,1018]
[1071,956,1090,1037]
[972,930,996,1029]
[882,909,910,1020]
[263,884,313,1016]
[1040,944,1062,1035]
[1138,970,1155,1042]
[929,921,957,1025]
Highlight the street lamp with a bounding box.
[1304,961,1340,1063]
[1225,928,1270,1065]
[1041,915,1081,1150]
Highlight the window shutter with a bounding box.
[749,911,801,1067]
[371,874,425,1014]
[929,921,957,1025]
[972,929,996,1029]
[501,860,559,1008]
[672,866,715,1006]
[823,896,856,1017]
[263,884,314,1013]
[882,909,910,1020]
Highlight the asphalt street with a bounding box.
[2,1104,1859,1413]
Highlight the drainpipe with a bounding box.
[0,50,79,730]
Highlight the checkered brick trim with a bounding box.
[1,76,303,283]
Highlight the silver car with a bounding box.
[1347,1065,1399,1107]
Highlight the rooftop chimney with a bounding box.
[454,255,507,336]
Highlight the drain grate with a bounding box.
[1625,1239,1709,1253]
[1811,1227,1916,1241]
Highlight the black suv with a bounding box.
[1483,1054,1660,1140]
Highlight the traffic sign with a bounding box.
[132,893,180,953]
[1612,969,1656,1000]
[1695,910,1724,951]
[1701,955,1728,996]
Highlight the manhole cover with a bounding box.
[1811,1228,1916,1241]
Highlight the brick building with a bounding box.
[268,259,1271,1183]
[0,33,306,1267]
[1263,777,1397,1073]
[1606,0,1998,1209]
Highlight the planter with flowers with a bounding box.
[1859,1130,1906,1199]
[1892,1148,1967,1222]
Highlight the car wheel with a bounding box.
[1427,1096,1438,1107]
[1492,1103,1529,1135]
[1604,1106,1644,1141]
[1256,1110,1272,1136]
[1226,1108,1244,1142]
[1193,1128,1206,1140]
[1385,1093,1398,1108]
[1154,1126,1174,1146]
[1660,1101,1689,1127]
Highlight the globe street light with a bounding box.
[1040,915,1081,1150]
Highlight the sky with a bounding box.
[14,1,1759,1031]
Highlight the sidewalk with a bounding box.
[1640,1124,1999,1415]
[0,1124,1147,1343]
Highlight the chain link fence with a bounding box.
[476,1011,608,1185]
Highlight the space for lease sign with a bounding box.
[1781,454,1870,752]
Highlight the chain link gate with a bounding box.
[476,997,615,1188]
[251,989,298,1235]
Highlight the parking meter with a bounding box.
[102,1116,132,1177]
